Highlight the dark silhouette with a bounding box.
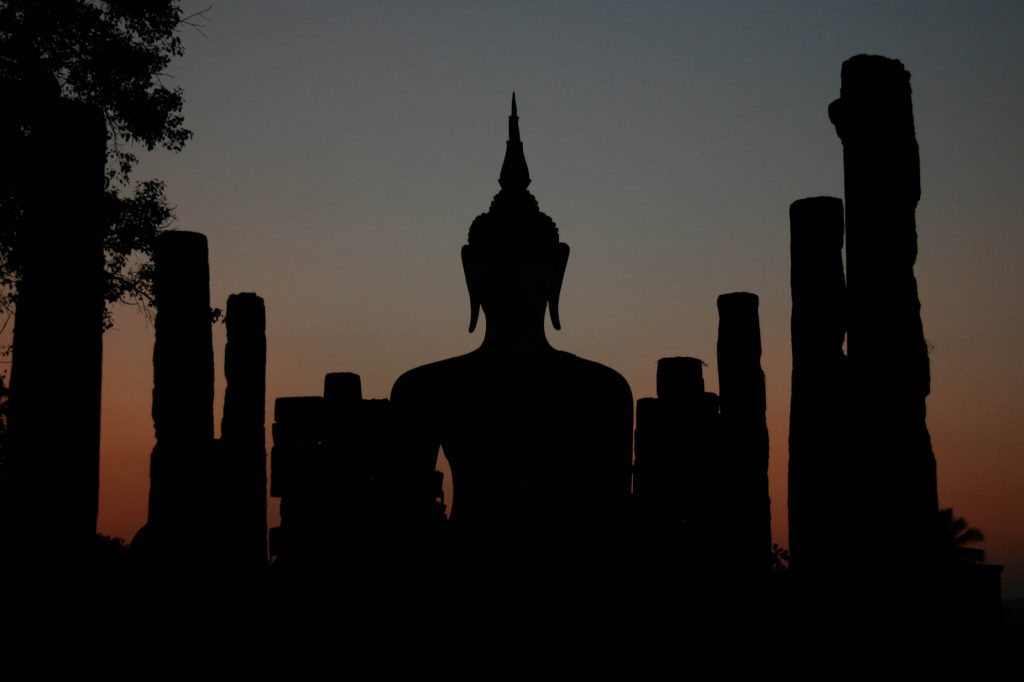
[829,55,939,572]
[92,533,133,571]
[771,543,791,572]
[716,292,772,575]
[787,196,848,574]
[0,40,1003,634]
[0,375,8,489]
[937,507,985,564]
[0,1,200,327]
[634,306,772,582]
[269,372,445,568]
[390,95,633,558]
[931,508,1003,629]
[1,95,106,561]
[217,293,268,567]
[633,357,719,564]
[0,3,200,565]
[133,231,215,561]
[269,393,326,566]
[656,356,709,403]
[783,56,1003,628]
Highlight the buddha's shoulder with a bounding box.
[391,352,479,401]
[391,350,632,401]
[553,351,632,397]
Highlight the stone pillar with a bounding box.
[321,372,366,552]
[5,97,106,559]
[219,293,267,566]
[633,357,719,561]
[270,374,443,569]
[656,356,705,402]
[788,197,849,573]
[324,372,362,403]
[137,231,215,559]
[269,395,324,566]
[716,292,771,574]
[829,55,938,566]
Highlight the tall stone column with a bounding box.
[829,55,938,566]
[138,231,215,559]
[219,293,267,566]
[5,97,106,559]
[716,292,771,574]
[787,197,849,574]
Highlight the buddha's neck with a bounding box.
[479,315,552,355]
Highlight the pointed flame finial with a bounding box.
[499,92,530,190]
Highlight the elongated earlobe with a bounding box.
[548,242,570,330]
[461,245,481,333]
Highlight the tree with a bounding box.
[771,543,790,572]
[0,372,7,484]
[937,507,986,564]
[0,0,207,328]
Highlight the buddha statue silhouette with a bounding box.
[392,95,633,556]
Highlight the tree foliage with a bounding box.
[937,507,985,564]
[771,543,790,572]
[0,0,204,327]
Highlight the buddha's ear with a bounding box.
[547,242,570,330]
[461,245,481,333]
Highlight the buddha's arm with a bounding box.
[607,378,635,508]
[390,371,444,515]
[584,372,635,524]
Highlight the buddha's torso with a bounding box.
[392,348,633,541]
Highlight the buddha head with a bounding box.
[461,94,570,334]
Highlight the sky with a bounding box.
[92,1,1024,596]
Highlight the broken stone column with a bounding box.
[270,373,445,569]
[269,395,324,566]
[334,381,443,559]
[633,357,719,562]
[321,371,368,551]
[656,356,705,402]
[788,197,849,574]
[219,293,267,567]
[829,55,938,566]
[4,97,106,558]
[136,231,215,559]
[716,292,771,574]
[324,372,362,404]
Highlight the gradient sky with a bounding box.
[91,1,1024,595]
